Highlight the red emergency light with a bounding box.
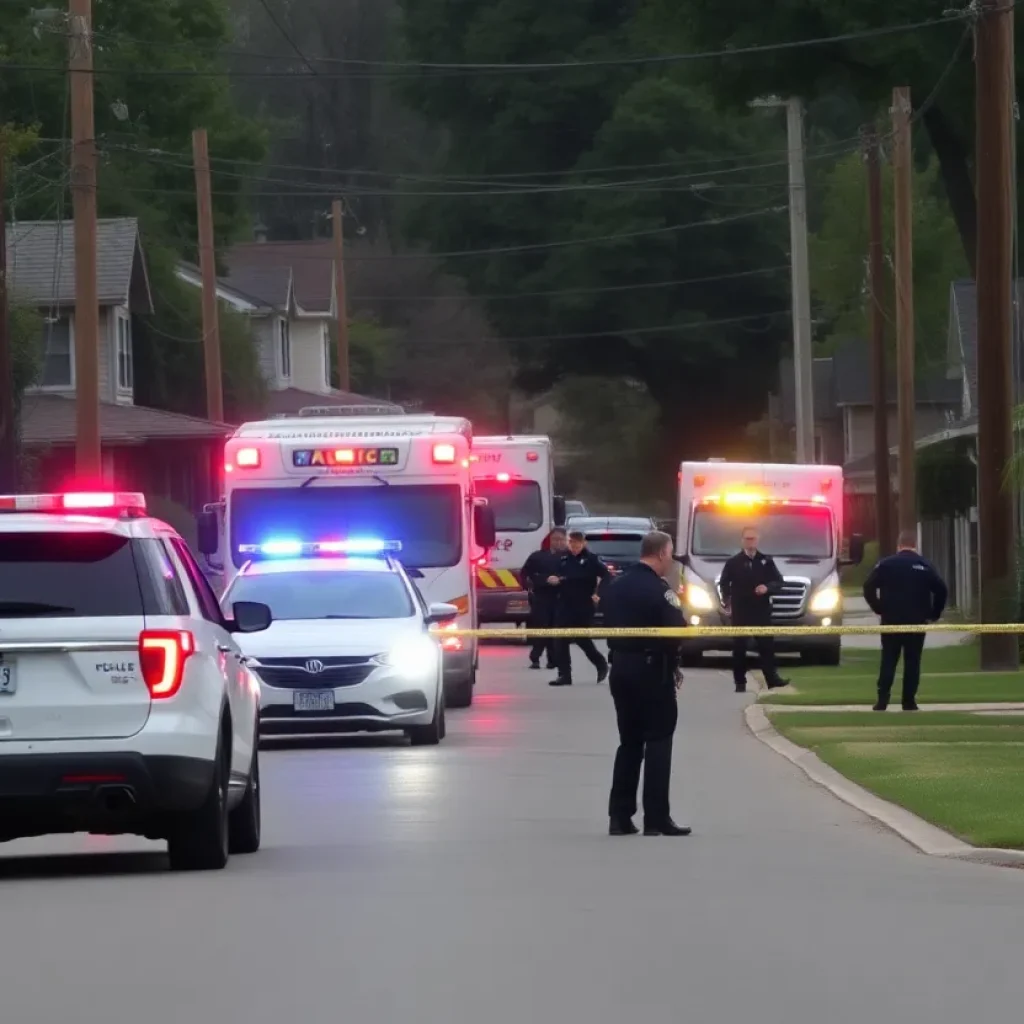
[496,472,511,483]
[432,443,456,464]
[0,492,147,515]
[234,447,261,469]
[526,451,539,462]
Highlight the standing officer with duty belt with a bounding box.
[522,527,567,671]
[602,531,691,837]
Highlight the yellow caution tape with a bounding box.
[433,623,1024,638]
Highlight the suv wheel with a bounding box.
[168,738,230,872]
[228,744,261,855]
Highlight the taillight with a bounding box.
[432,443,456,464]
[139,630,195,699]
[235,447,260,468]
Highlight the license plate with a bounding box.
[0,657,15,696]
[293,691,335,713]
[507,600,530,613]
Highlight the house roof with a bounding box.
[21,394,230,446]
[224,241,333,314]
[263,387,403,418]
[5,217,153,312]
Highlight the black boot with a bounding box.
[609,817,639,836]
[644,818,692,837]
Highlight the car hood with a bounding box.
[235,617,424,659]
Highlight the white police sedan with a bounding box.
[220,540,456,745]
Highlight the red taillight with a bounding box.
[235,447,260,468]
[432,443,456,464]
[526,451,538,462]
[139,630,195,699]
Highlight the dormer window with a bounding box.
[41,315,74,388]
[278,318,291,380]
[116,310,133,390]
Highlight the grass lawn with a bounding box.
[761,642,1024,706]
[770,711,1024,848]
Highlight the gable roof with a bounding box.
[224,241,333,314]
[5,217,152,312]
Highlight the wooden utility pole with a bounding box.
[331,200,350,392]
[0,137,16,491]
[69,0,100,475]
[975,0,1019,669]
[891,87,916,534]
[864,125,893,556]
[192,129,223,422]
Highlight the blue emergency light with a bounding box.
[238,538,403,558]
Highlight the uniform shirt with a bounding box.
[863,549,948,625]
[522,548,563,597]
[602,562,684,661]
[719,549,784,625]
[557,547,610,610]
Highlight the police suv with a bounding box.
[221,539,456,745]
[0,491,273,871]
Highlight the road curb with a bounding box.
[743,703,1024,869]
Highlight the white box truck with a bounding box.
[675,461,864,666]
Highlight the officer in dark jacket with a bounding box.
[522,527,567,670]
[863,529,948,711]
[603,531,691,837]
[719,524,789,692]
[550,529,609,686]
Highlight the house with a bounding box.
[7,218,229,513]
[775,338,961,538]
[177,239,400,415]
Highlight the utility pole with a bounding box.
[0,137,16,491]
[192,128,223,422]
[331,200,350,392]
[891,86,916,534]
[864,125,893,556]
[786,97,815,463]
[975,0,1019,669]
[69,0,100,475]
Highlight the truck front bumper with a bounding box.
[680,610,842,654]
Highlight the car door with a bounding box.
[166,537,255,779]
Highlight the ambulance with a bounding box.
[470,436,565,625]
[675,461,864,666]
[196,409,496,708]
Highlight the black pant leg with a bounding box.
[731,636,748,685]
[554,637,572,679]
[608,673,645,819]
[529,598,554,664]
[641,678,679,824]
[756,635,780,685]
[577,637,607,672]
[877,634,902,701]
[901,634,925,705]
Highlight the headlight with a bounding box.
[372,635,440,677]
[809,587,841,614]
[684,582,715,610]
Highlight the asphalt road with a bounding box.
[2,644,1023,1024]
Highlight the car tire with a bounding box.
[167,737,230,872]
[446,666,475,709]
[228,744,261,855]
[408,694,446,746]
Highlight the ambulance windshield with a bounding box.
[691,504,833,559]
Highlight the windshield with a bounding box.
[0,532,145,616]
[691,505,834,558]
[230,485,462,569]
[227,570,414,620]
[475,479,544,532]
[585,534,643,561]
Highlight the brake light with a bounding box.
[139,630,195,699]
[432,443,456,464]
[235,448,260,468]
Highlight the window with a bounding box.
[474,479,543,532]
[170,538,226,624]
[279,318,292,379]
[116,311,133,390]
[227,570,414,620]
[40,316,73,388]
[691,505,834,559]
[584,533,644,562]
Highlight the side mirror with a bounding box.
[425,602,459,625]
[474,503,497,550]
[230,600,273,633]
[197,509,219,555]
[553,495,567,526]
[843,534,866,567]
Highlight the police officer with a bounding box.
[719,524,789,692]
[522,527,567,670]
[863,529,948,711]
[550,529,609,686]
[603,531,691,836]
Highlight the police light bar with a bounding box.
[238,538,403,558]
[0,491,148,514]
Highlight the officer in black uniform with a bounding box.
[719,524,789,692]
[522,527,567,670]
[550,530,609,686]
[602,531,691,837]
[863,528,948,711]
